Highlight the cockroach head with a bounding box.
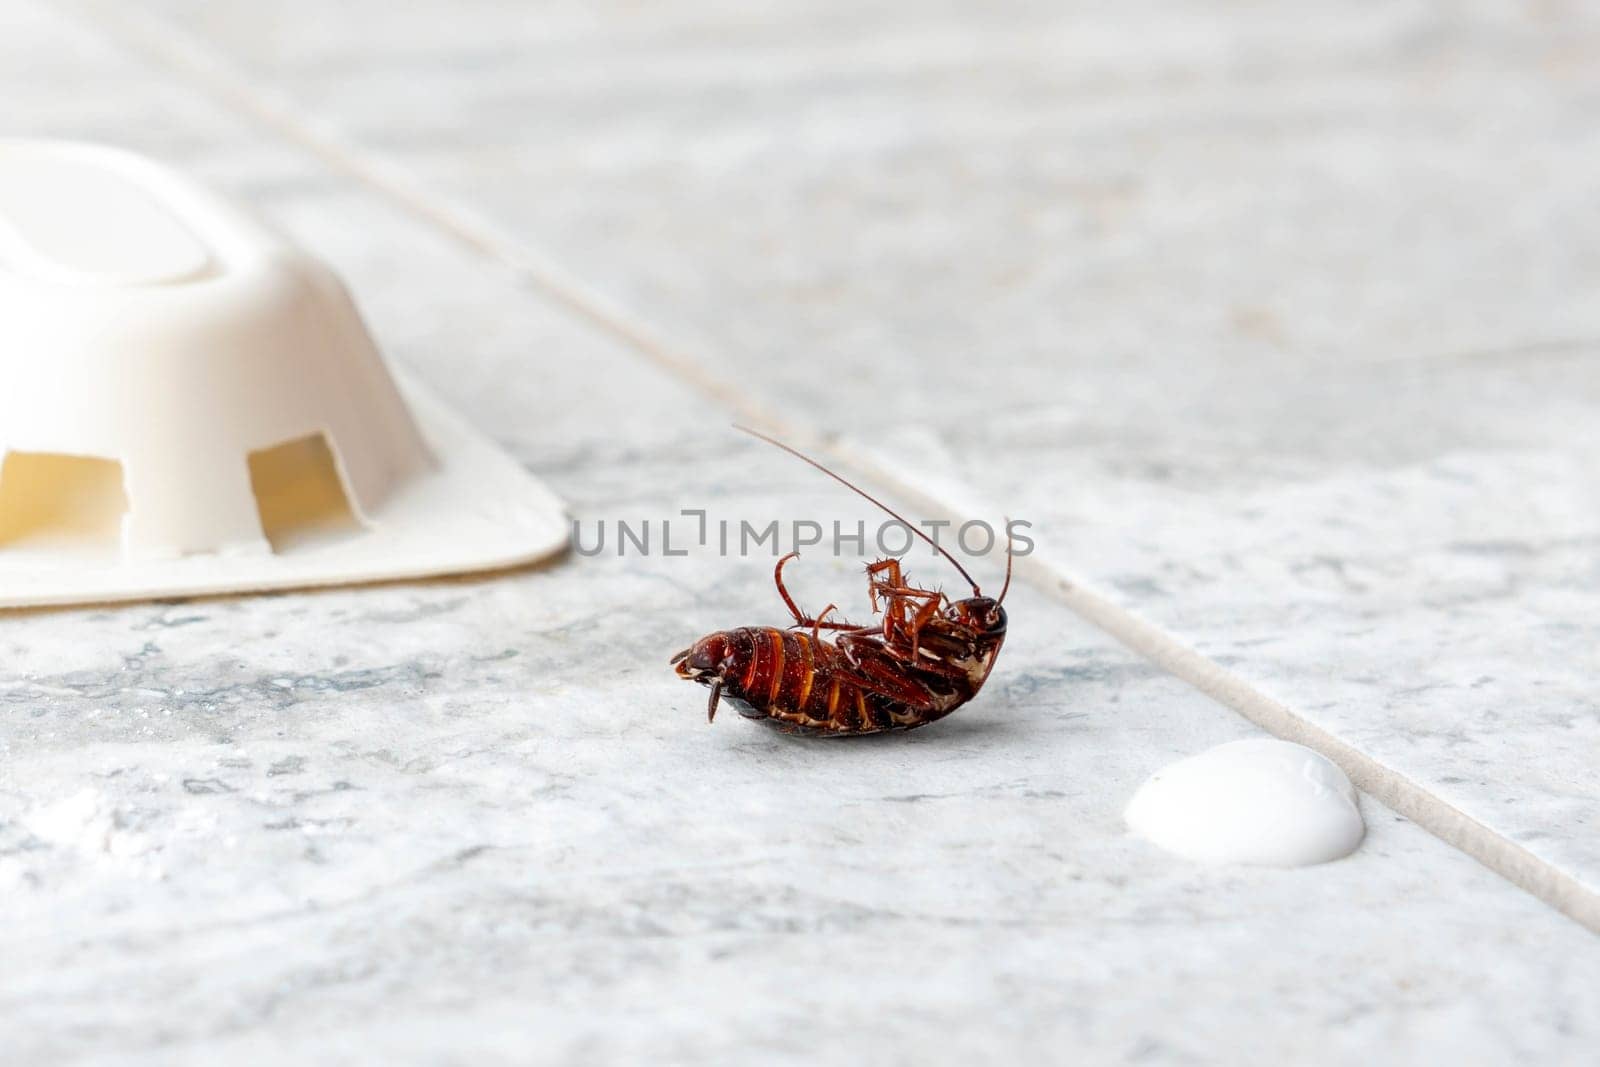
[945,596,1007,635]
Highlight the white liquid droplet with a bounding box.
[1125,738,1366,867]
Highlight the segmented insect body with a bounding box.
[671,430,1012,737]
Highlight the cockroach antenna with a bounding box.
[734,424,983,596]
[997,518,1015,606]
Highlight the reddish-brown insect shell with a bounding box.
[671,429,1012,737]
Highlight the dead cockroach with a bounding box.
[671,428,1011,737]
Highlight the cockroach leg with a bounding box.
[786,615,862,632]
[774,551,807,625]
[903,593,944,661]
[865,558,904,617]
[866,575,944,660]
[812,603,837,646]
[707,679,723,723]
[834,631,945,710]
[777,553,862,633]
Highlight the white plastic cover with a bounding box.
[0,141,567,608]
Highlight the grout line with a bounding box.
[1051,566,1600,931]
[72,0,1600,935]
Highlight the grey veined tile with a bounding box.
[96,0,1600,923]
[2,1,1597,1062]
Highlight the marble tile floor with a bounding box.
[2,1,1598,1062]
[79,0,1600,928]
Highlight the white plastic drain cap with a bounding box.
[0,141,567,608]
